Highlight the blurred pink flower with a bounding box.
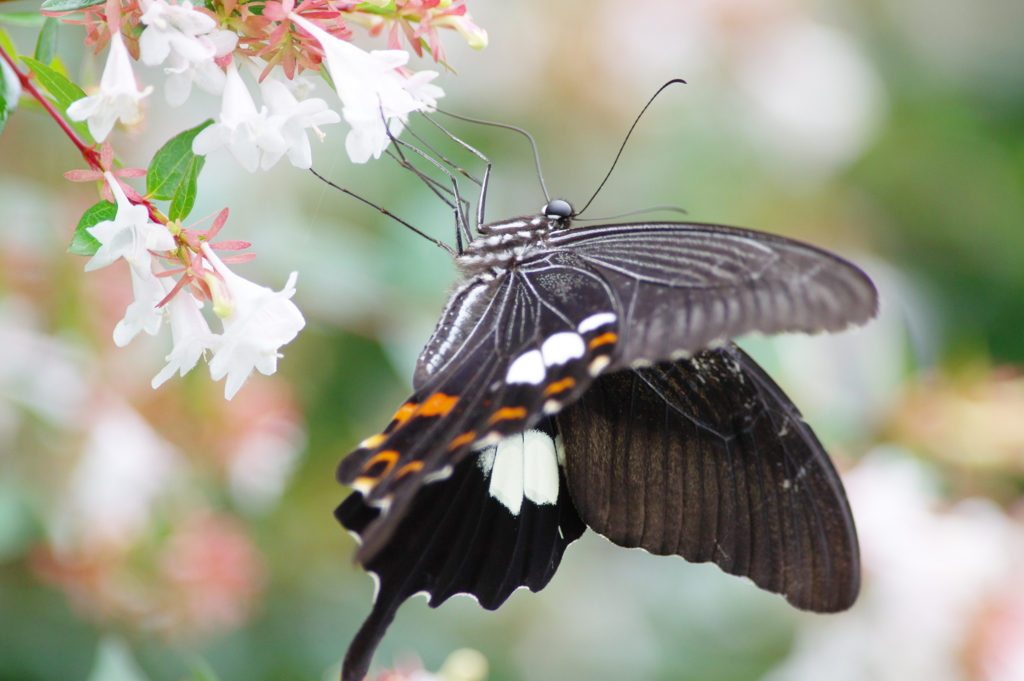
[160,512,266,633]
[365,647,488,681]
[763,451,1024,681]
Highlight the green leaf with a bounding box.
[20,56,85,111]
[0,12,47,27]
[355,1,396,15]
[39,0,104,12]
[34,17,58,65]
[69,200,116,256]
[0,26,18,60]
[147,119,212,202]
[319,65,335,93]
[0,49,19,136]
[167,154,203,221]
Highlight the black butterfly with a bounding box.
[331,195,877,679]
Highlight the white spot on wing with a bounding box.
[485,429,560,515]
[541,332,585,366]
[477,447,496,476]
[588,355,611,376]
[554,433,566,466]
[489,436,524,515]
[521,430,559,506]
[506,350,546,385]
[424,464,453,484]
[577,312,617,334]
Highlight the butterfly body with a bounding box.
[335,201,877,681]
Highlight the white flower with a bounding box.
[279,71,318,101]
[259,74,341,169]
[152,284,217,388]
[138,0,218,66]
[85,173,175,272]
[192,62,286,172]
[164,53,226,107]
[289,14,441,163]
[162,30,236,107]
[201,245,305,400]
[112,263,167,346]
[67,32,153,142]
[402,69,445,109]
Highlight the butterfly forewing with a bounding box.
[548,223,877,368]
[338,257,622,560]
[556,343,859,613]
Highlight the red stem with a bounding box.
[0,42,102,169]
[0,41,164,223]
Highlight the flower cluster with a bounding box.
[49,0,486,166]
[71,165,305,399]
[0,0,486,399]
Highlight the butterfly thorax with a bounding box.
[456,214,568,278]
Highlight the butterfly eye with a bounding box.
[543,199,573,219]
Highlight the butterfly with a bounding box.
[331,190,878,678]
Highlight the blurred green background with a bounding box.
[2,0,1024,679]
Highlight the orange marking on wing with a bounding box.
[391,402,418,427]
[358,433,387,450]
[395,461,425,479]
[488,406,528,424]
[543,377,576,396]
[588,331,618,349]
[418,392,459,417]
[448,431,477,450]
[361,450,400,479]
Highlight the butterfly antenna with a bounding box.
[574,205,688,221]
[575,78,687,217]
[433,110,550,205]
[309,169,456,256]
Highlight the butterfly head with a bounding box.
[543,199,573,221]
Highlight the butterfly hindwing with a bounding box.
[336,419,586,681]
[547,223,878,369]
[556,343,859,613]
